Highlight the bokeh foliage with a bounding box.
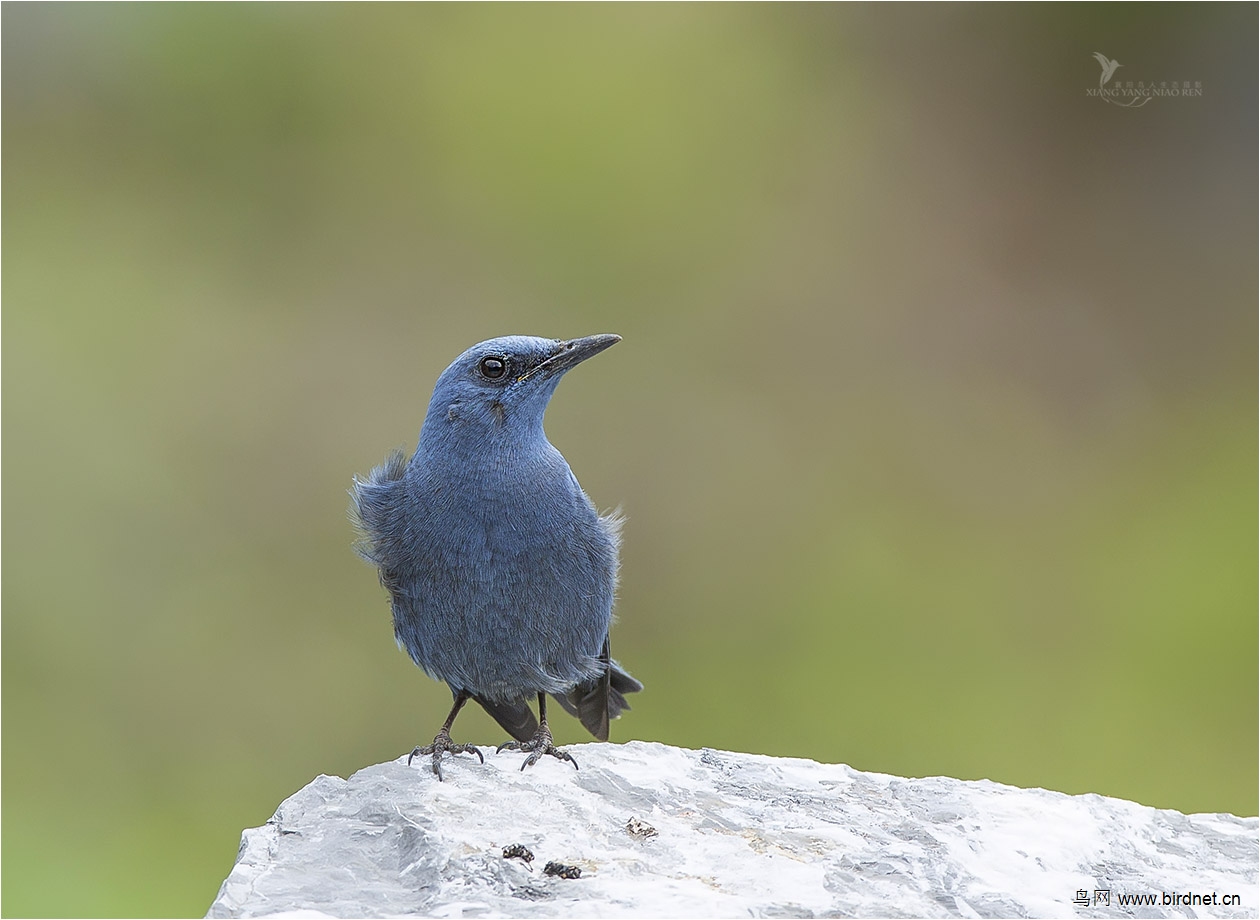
[3,4,1256,916]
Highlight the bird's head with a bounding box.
[417,334,621,450]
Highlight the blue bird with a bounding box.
[351,334,641,779]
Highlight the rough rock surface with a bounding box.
[207,741,1258,918]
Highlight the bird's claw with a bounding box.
[496,727,579,772]
[408,729,484,781]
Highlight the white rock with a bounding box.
[206,741,1258,918]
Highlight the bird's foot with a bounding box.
[496,723,578,772]
[408,727,484,781]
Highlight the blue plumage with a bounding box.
[352,334,641,777]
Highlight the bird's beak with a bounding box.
[523,334,621,381]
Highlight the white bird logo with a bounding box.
[1091,52,1150,108]
[1092,52,1123,87]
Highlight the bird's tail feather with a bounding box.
[552,652,643,742]
[475,695,539,743]
[476,643,643,743]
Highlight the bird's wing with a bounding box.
[1092,52,1110,69]
[475,695,539,743]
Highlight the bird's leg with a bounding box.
[408,690,485,781]
[496,693,579,772]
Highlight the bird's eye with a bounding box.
[479,356,507,379]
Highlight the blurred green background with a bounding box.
[3,4,1256,916]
